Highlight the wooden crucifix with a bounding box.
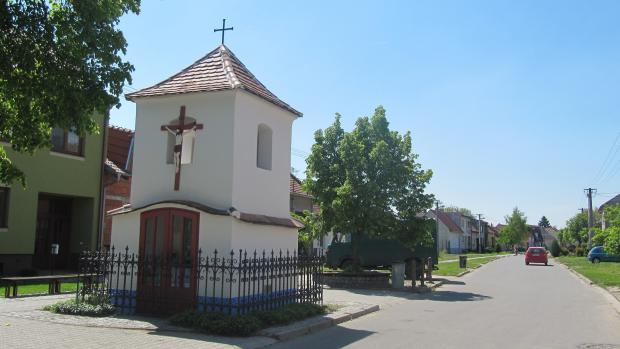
[161,106,203,191]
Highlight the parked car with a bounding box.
[525,247,548,266]
[587,246,620,263]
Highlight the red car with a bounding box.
[525,247,548,265]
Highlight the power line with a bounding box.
[593,130,620,184]
[599,158,620,185]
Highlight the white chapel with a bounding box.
[109,44,303,257]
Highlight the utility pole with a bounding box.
[435,200,441,253]
[584,188,596,250]
[476,214,484,253]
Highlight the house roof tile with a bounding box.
[434,210,464,234]
[599,193,620,212]
[107,125,134,172]
[290,174,313,198]
[126,45,302,117]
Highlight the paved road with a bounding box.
[272,256,620,349]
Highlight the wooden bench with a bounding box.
[0,274,92,298]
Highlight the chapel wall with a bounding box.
[231,90,295,218]
[130,91,236,210]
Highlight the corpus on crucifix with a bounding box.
[161,106,203,191]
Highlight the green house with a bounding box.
[0,115,105,276]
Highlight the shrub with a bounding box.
[604,227,620,255]
[560,247,569,256]
[592,229,609,247]
[170,303,328,336]
[44,296,115,317]
[495,244,502,253]
[574,246,585,257]
[550,240,561,257]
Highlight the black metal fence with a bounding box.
[76,247,323,316]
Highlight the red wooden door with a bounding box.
[137,208,199,314]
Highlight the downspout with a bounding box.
[96,115,109,251]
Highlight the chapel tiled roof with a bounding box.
[126,45,302,117]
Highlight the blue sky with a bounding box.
[109,0,620,227]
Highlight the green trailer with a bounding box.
[325,233,438,276]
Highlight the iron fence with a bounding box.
[76,247,323,316]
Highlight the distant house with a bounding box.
[541,227,559,249]
[427,210,464,253]
[289,174,313,215]
[487,225,499,249]
[102,126,133,250]
[289,174,334,254]
[598,194,620,230]
[446,212,481,251]
[528,225,545,247]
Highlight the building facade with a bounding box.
[0,116,105,275]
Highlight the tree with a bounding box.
[0,0,140,186]
[562,212,590,245]
[304,106,434,267]
[498,207,529,246]
[444,206,473,217]
[550,239,561,257]
[604,227,620,255]
[538,216,551,228]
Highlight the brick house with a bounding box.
[102,126,133,249]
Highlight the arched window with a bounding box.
[256,124,272,170]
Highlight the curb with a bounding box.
[258,303,379,342]
[454,254,510,278]
[554,259,620,315]
[456,270,470,277]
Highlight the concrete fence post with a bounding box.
[391,262,405,289]
[409,259,417,288]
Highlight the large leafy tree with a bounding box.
[304,106,435,265]
[0,0,140,186]
[592,205,620,254]
[498,207,529,246]
[538,216,551,228]
[560,211,590,245]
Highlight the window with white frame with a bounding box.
[256,124,272,170]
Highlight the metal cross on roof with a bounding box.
[214,18,233,45]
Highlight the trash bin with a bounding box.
[459,255,467,269]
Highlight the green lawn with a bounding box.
[556,256,620,288]
[438,251,510,262]
[0,282,79,297]
[435,255,504,276]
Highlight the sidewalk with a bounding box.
[0,289,381,349]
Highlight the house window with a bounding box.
[51,127,84,156]
[256,124,272,170]
[0,187,9,229]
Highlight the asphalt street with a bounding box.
[272,256,620,349]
